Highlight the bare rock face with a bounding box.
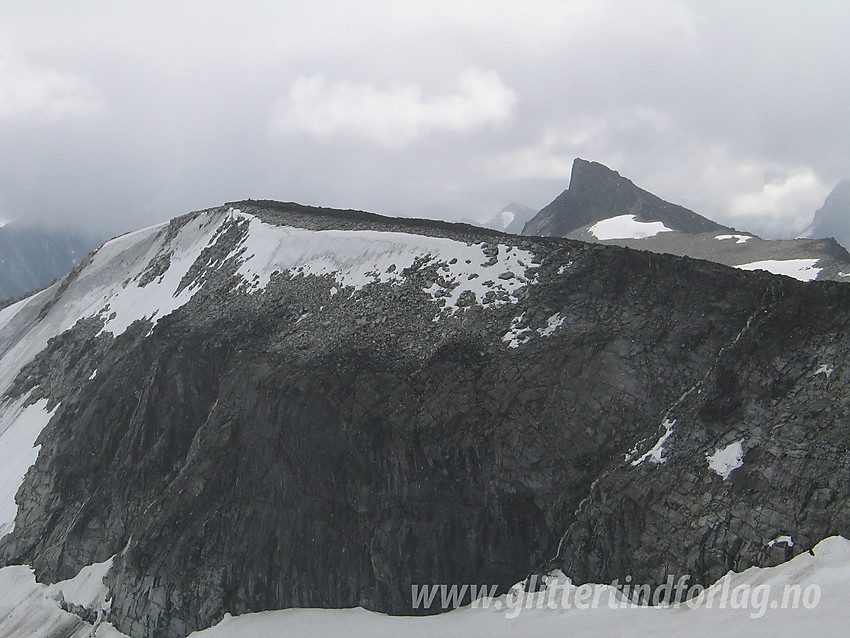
[554,281,850,588]
[0,201,849,637]
[522,159,729,237]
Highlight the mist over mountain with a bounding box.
[482,203,537,235]
[801,180,850,250]
[0,224,103,302]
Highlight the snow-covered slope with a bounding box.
[569,225,850,282]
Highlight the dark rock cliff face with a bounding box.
[522,159,730,237]
[1,202,849,637]
[556,280,850,586]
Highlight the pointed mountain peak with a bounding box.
[523,158,730,238]
[568,158,633,192]
[484,202,537,234]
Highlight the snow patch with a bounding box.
[495,211,514,230]
[232,213,539,315]
[537,313,565,337]
[768,535,795,548]
[45,556,114,609]
[557,261,573,275]
[502,313,532,348]
[4,537,850,637]
[631,419,675,466]
[814,364,834,379]
[706,440,745,480]
[0,563,126,638]
[0,395,57,539]
[715,234,752,244]
[588,215,674,240]
[736,258,822,282]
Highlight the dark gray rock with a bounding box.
[0,201,849,637]
[554,281,850,590]
[522,159,730,237]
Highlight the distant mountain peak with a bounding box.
[522,158,730,237]
[483,202,536,234]
[802,180,850,249]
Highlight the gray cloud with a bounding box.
[0,1,848,239]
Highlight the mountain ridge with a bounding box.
[0,202,848,637]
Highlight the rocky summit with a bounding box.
[0,201,849,637]
[522,158,731,238]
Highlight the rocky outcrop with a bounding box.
[0,201,848,637]
[522,159,730,237]
[554,279,850,587]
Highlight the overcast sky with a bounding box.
[1,0,848,238]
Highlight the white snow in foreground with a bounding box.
[707,440,745,480]
[716,234,753,244]
[0,564,124,638]
[839,272,850,278]
[233,213,539,314]
[537,313,565,337]
[0,395,57,539]
[184,536,850,638]
[630,419,676,466]
[3,537,850,638]
[44,557,114,609]
[814,364,834,379]
[736,259,822,282]
[588,214,674,240]
[768,536,795,548]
